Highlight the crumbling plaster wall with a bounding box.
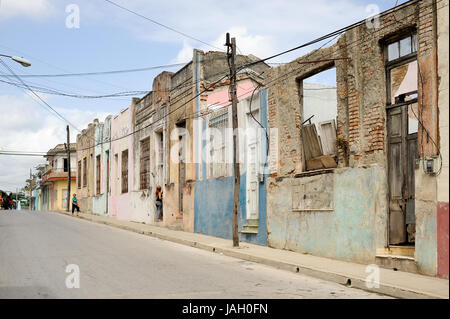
[165,58,195,231]
[76,119,99,214]
[266,1,439,269]
[131,72,172,224]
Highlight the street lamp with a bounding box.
[0,54,31,67]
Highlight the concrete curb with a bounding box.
[56,211,446,299]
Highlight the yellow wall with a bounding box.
[51,180,77,211]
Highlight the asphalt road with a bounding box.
[0,210,391,299]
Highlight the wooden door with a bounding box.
[246,111,259,220]
[387,105,417,245]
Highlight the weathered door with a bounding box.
[246,110,260,220]
[387,104,417,245]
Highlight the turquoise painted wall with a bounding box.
[267,165,387,264]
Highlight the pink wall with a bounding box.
[207,81,257,107]
[437,201,449,279]
[109,106,134,221]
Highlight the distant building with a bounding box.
[41,143,77,211]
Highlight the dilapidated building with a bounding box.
[109,104,134,220]
[265,0,446,276]
[131,72,172,224]
[92,116,112,216]
[76,120,100,214]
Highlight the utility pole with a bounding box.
[29,168,32,210]
[66,125,71,212]
[226,33,240,247]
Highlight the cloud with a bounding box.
[172,27,275,64]
[0,93,109,190]
[0,0,55,20]
[91,0,371,63]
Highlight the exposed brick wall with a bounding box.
[267,0,438,175]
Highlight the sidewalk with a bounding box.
[56,210,449,299]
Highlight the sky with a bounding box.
[0,0,409,192]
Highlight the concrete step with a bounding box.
[376,254,418,274]
[377,245,415,257]
[167,221,183,231]
[240,223,259,234]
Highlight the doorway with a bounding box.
[387,102,418,246]
[246,108,260,220]
[176,121,186,214]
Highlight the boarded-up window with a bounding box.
[121,150,128,193]
[301,68,338,171]
[77,160,81,188]
[140,138,150,190]
[82,157,87,187]
[96,155,101,195]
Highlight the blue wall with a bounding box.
[193,88,268,246]
[194,172,267,246]
[267,165,387,263]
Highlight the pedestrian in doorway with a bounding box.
[155,185,163,221]
[72,193,80,216]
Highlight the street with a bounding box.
[0,210,390,299]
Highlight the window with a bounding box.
[385,34,418,106]
[209,111,229,178]
[157,133,164,168]
[140,138,150,190]
[121,150,128,193]
[82,157,87,187]
[96,155,101,195]
[106,151,110,194]
[387,34,417,62]
[155,131,164,186]
[63,158,68,172]
[300,67,338,171]
[77,161,81,188]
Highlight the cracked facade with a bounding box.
[31,0,448,279]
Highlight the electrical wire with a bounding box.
[6,0,446,157]
[103,0,224,51]
[0,63,188,78]
[0,58,82,132]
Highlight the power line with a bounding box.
[235,0,421,71]
[0,62,188,78]
[103,0,223,51]
[72,0,440,152]
[0,153,47,157]
[7,0,444,155]
[0,58,82,132]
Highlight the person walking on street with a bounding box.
[155,185,163,221]
[72,193,80,216]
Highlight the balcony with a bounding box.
[41,168,77,184]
